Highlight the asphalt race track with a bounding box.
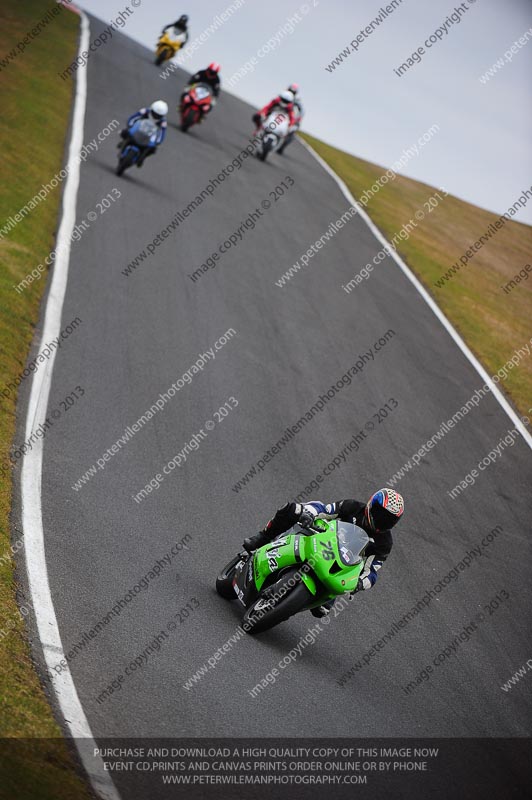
[16,13,532,800]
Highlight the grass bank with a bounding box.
[0,1,92,797]
[300,132,532,416]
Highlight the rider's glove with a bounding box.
[351,576,372,594]
[354,555,381,592]
[298,509,315,529]
[252,113,261,125]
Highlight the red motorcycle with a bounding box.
[179,83,213,132]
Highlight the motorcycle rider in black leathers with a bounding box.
[243,489,405,617]
[180,63,221,116]
[161,14,189,50]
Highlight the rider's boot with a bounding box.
[243,529,271,553]
[310,599,335,618]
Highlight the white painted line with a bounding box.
[20,12,121,800]
[299,137,532,451]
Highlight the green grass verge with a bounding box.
[0,1,92,797]
[300,132,532,416]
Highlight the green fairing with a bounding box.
[252,519,366,601]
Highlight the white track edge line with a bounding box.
[20,12,121,800]
[298,137,532,450]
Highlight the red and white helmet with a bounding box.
[365,488,404,533]
[287,83,300,98]
[207,62,221,76]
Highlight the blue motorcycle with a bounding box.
[116,118,159,176]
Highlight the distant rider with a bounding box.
[119,101,168,167]
[161,14,189,50]
[252,90,297,131]
[243,489,405,617]
[278,83,303,154]
[288,83,304,123]
[181,62,221,114]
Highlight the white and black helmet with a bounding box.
[150,100,168,119]
[278,90,294,109]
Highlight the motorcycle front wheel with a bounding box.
[116,150,136,176]
[258,136,275,162]
[180,107,198,132]
[155,47,170,66]
[243,569,313,634]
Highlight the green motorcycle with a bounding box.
[216,518,369,634]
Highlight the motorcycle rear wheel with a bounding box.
[216,554,243,599]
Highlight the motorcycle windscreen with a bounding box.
[336,522,369,566]
[131,119,158,146]
[193,83,212,100]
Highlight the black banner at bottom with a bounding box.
[0,738,530,799]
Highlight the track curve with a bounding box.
[18,12,532,800]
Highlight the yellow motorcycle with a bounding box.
[155,32,183,66]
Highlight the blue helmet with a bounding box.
[365,488,404,533]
